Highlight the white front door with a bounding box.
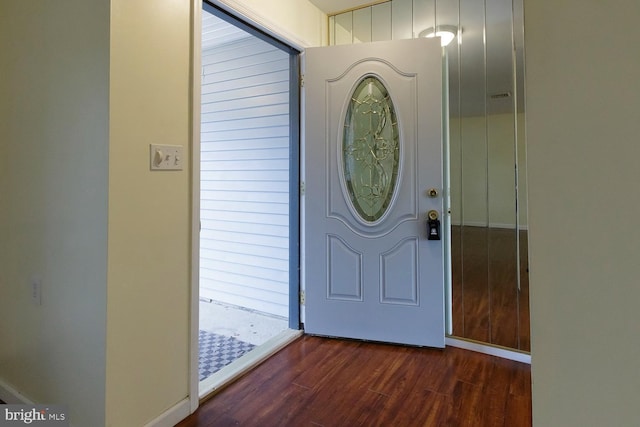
[303,38,445,347]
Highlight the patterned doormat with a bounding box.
[199,330,256,381]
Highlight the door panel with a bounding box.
[304,38,444,347]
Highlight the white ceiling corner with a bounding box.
[309,0,383,15]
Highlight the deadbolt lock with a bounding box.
[427,210,441,240]
[427,188,439,198]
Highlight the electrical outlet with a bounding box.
[30,276,42,306]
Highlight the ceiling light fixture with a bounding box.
[418,25,459,47]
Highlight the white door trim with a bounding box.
[189,0,203,414]
[190,0,307,414]
[206,0,312,50]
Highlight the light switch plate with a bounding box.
[150,144,184,170]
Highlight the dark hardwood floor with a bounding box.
[177,335,531,427]
[451,226,530,351]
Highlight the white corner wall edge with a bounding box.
[0,378,35,404]
[199,329,303,400]
[143,398,191,427]
[446,337,531,364]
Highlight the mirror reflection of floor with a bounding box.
[198,300,287,380]
[451,226,530,352]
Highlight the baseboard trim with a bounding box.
[0,378,34,404]
[144,397,191,427]
[490,222,529,231]
[199,328,303,401]
[446,337,531,364]
[451,221,529,231]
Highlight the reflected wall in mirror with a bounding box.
[329,0,530,352]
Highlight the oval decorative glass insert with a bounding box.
[343,76,400,222]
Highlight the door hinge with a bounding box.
[299,290,306,305]
[300,181,306,195]
[300,74,305,88]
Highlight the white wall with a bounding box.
[525,1,640,426]
[106,1,192,425]
[0,2,110,425]
[0,1,193,425]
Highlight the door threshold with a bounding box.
[198,328,303,401]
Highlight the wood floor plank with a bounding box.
[177,335,531,427]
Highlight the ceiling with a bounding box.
[203,1,525,116]
[309,0,525,116]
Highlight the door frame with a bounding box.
[200,0,302,328]
[188,0,529,415]
[190,0,305,411]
